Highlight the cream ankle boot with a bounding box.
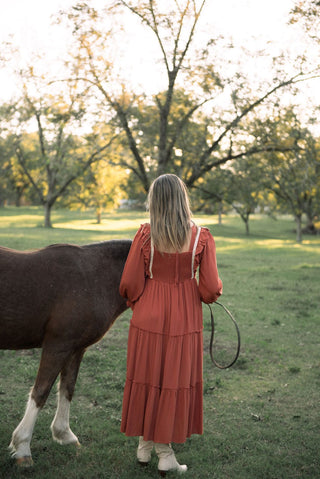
[155,443,187,476]
[137,436,154,465]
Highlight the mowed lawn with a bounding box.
[0,207,319,479]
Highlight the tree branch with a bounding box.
[112,100,150,192]
[165,96,213,162]
[53,136,117,201]
[186,145,294,187]
[175,0,206,73]
[15,144,45,204]
[66,72,150,192]
[200,71,315,165]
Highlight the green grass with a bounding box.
[0,207,319,479]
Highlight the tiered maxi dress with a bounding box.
[119,223,222,444]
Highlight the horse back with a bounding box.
[0,240,131,350]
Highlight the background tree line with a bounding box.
[0,0,320,241]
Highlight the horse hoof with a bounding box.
[75,441,81,449]
[16,456,34,467]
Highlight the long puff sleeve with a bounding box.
[119,226,147,309]
[198,232,223,304]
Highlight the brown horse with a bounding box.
[0,239,131,465]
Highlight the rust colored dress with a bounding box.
[119,223,222,444]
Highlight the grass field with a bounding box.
[0,207,319,479]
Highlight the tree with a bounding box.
[0,135,30,206]
[193,160,265,235]
[1,69,116,227]
[64,159,128,223]
[226,159,266,235]
[2,135,36,206]
[191,167,232,222]
[253,109,320,242]
[192,105,320,238]
[61,1,317,192]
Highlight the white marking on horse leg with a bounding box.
[51,383,79,446]
[9,394,40,460]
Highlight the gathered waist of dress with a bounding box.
[149,250,198,283]
[148,273,197,284]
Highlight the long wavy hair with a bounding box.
[147,174,192,252]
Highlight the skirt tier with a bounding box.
[121,324,203,443]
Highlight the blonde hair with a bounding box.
[147,174,192,252]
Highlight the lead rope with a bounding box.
[191,227,240,368]
[207,302,241,369]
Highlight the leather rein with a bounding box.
[207,302,241,369]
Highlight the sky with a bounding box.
[0,0,318,107]
[0,0,295,45]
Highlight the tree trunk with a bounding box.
[44,202,53,228]
[245,219,250,235]
[303,213,317,234]
[295,214,302,243]
[96,208,102,224]
[218,201,223,225]
[15,189,23,207]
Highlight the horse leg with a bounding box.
[9,392,39,467]
[9,345,71,465]
[51,348,85,446]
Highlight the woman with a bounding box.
[119,174,222,475]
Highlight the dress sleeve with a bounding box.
[119,226,146,309]
[198,231,223,304]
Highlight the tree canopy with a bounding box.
[0,0,320,236]
[58,1,318,192]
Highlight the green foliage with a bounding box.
[56,0,314,194]
[0,208,319,478]
[66,161,128,223]
[0,57,120,227]
[193,107,320,240]
[252,108,320,241]
[2,0,320,232]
